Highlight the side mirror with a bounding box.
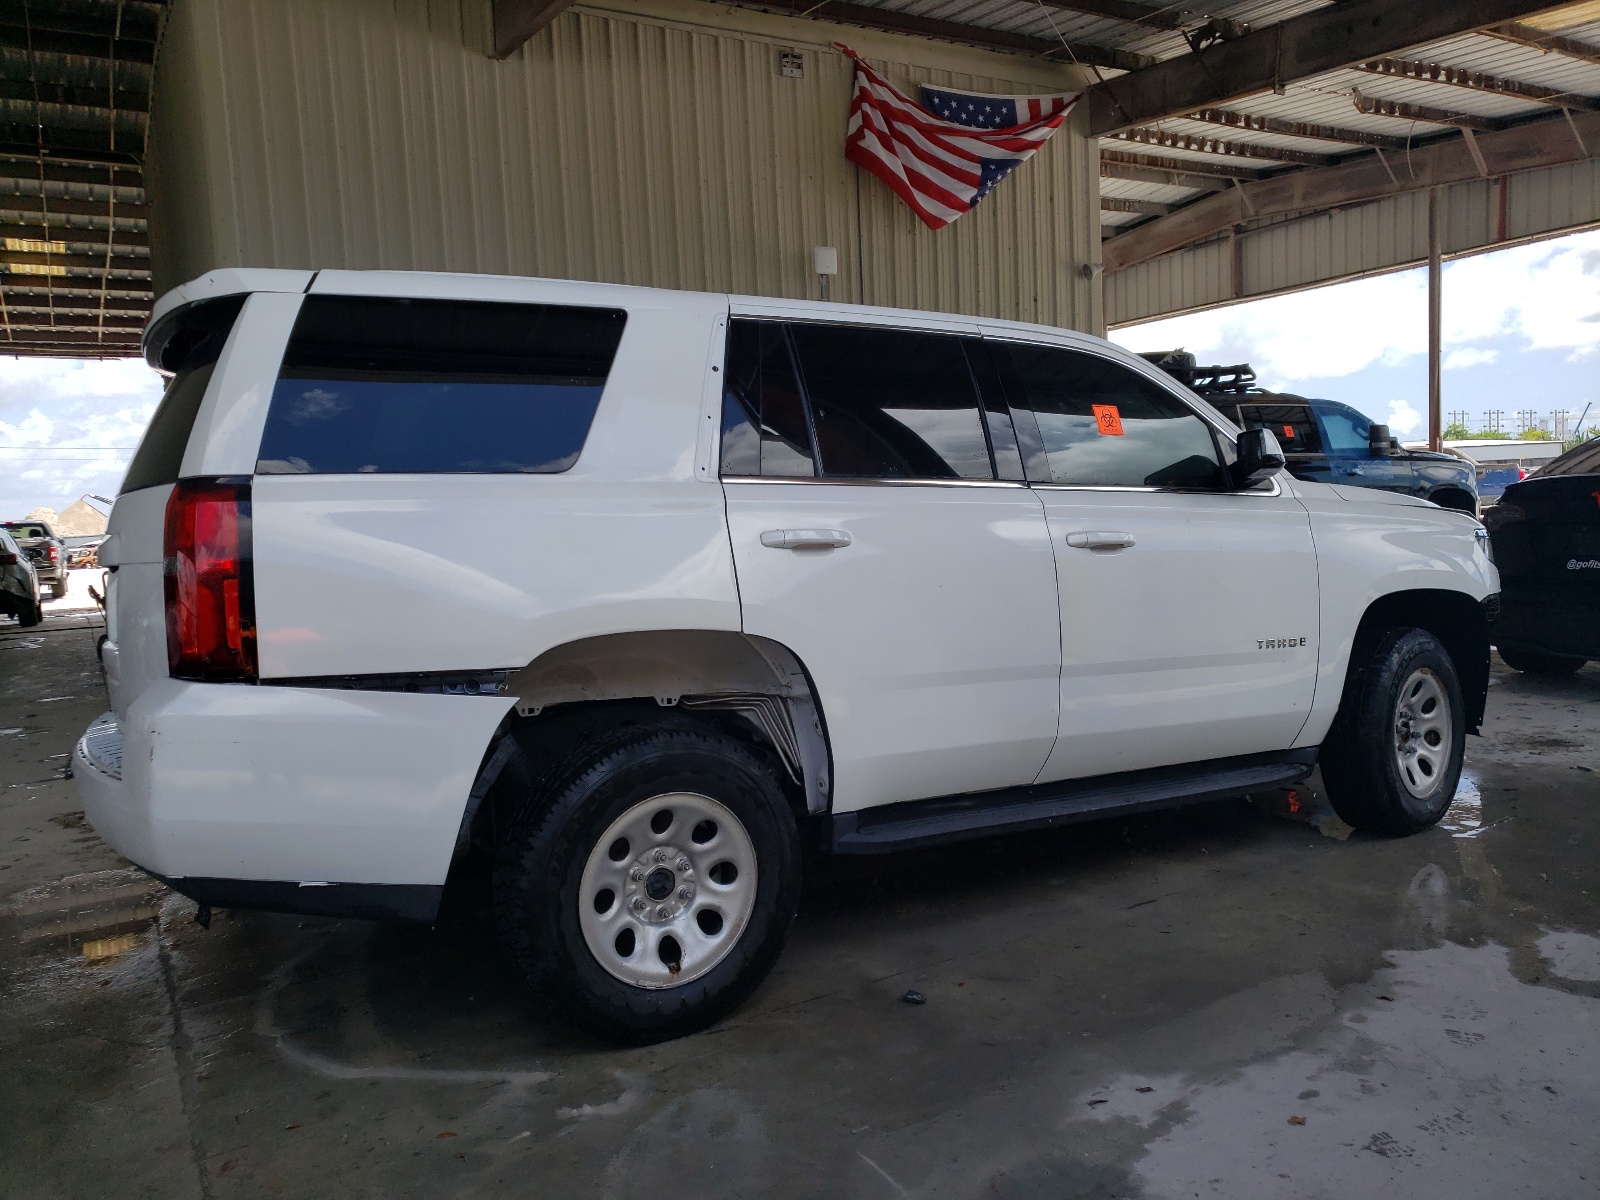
[1233,427,1285,488]
[1368,423,1391,455]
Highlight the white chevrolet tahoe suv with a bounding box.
[77,269,1498,1041]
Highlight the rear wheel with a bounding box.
[48,581,65,599]
[1322,627,1465,836]
[1496,645,1586,676]
[493,724,800,1043]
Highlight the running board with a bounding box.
[828,748,1318,854]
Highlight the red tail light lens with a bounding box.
[164,478,257,680]
[47,544,59,562]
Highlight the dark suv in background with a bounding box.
[1143,354,1479,513]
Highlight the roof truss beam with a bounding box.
[1102,106,1600,271]
[1101,195,1178,215]
[712,0,1152,70]
[1034,0,1193,31]
[1482,21,1600,63]
[1099,148,1270,183]
[1110,126,1337,166]
[0,193,146,219]
[1187,107,1412,150]
[1086,0,1564,135]
[1352,88,1510,132]
[490,0,577,58]
[0,23,155,65]
[1356,57,1600,111]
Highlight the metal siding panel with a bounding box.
[148,0,1099,331]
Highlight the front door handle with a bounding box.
[1344,466,1366,476]
[760,528,853,550]
[1064,530,1135,552]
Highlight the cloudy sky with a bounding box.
[1111,227,1600,443]
[2,228,1597,519]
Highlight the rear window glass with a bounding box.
[788,324,992,480]
[3,523,49,539]
[257,296,626,475]
[1538,438,1600,477]
[1238,403,1321,455]
[720,320,816,477]
[121,295,245,494]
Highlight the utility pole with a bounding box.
[1427,188,1442,452]
[1487,410,1504,434]
[1448,409,1469,432]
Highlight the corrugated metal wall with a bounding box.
[1105,158,1600,326]
[148,0,1101,331]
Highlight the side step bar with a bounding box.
[828,748,1318,854]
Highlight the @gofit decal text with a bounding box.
[1570,558,1600,570]
[1092,404,1124,436]
[1258,637,1308,650]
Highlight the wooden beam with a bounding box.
[1188,107,1412,150]
[1110,127,1337,166]
[714,0,1153,71]
[0,159,141,188]
[0,310,142,330]
[0,23,156,65]
[1357,57,1600,112]
[1102,106,1600,271]
[490,0,576,59]
[1483,21,1600,63]
[1099,148,1271,182]
[1087,0,1562,136]
[1,248,148,271]
[0,78,151,113]
[1352,88,1510,132]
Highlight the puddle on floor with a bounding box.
[1439,772,1488,838]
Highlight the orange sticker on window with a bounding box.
[1283,424,1296,440]
[1092,404,1124,436]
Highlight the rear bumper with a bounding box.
[74,680,515,893]
[1493,596,1600,660]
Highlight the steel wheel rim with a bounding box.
[1393,667,1452,802]
[577,791,758,989]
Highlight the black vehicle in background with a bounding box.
[1481,438,1600,676]
[1143,353,1479,512]
[1,519,67,599]
[0,527,43,626]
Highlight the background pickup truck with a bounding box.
[2,520,67,599]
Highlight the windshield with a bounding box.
[1535,437,1600,478]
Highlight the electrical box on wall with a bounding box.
[778,50,803,79]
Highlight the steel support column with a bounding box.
[1428,188,1443,453]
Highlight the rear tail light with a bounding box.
[47,544,59,563]
[164,478,257,681]
[0,550,16,565]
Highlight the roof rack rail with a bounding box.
[1139,350,1258,395]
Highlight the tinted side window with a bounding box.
[1001,344,1224,489]
[788,324,993,480]
[1238,403,1322,455]
[719,320,816,477]
[257,297,625,475]
[1317,403,1371,455]
[121,295,246,494]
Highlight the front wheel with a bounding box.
[493,725,800,1043]
[1496,644,1585,676]
[16,599,41,627]
[1321,627,1465,836]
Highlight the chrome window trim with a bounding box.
[719,474,1030,489]
[1029,476,1284,498]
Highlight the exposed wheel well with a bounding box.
[1428,487,1477,514]
[443,631,832,908]
[1353,589,1490,733]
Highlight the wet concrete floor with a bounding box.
[2,603,1597,1198]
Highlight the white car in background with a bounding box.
[77,269,1497,1041]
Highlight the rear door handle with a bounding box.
[1064,531,1135,551]
[1343,467,1366,476]
[760,528,853,550]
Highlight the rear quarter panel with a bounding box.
[249,278,737,677]
[1291,481,1496,746]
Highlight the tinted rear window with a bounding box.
[4,523,49,539]
[256,296,625,475]
[121,295,245,494]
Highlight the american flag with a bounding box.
[839,45,1079,231]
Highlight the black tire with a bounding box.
[1496,644,1585,676]
[49,581,65,599]
[16,598,41,627]
[1321,627,1465,836]
[493,724,800,1043]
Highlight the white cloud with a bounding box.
[1443,347,1498,370]
[0,355,163,519]
[1111,228,1600,382]
[1386,399,1423,437]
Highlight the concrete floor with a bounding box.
[2,594,1597,1199]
